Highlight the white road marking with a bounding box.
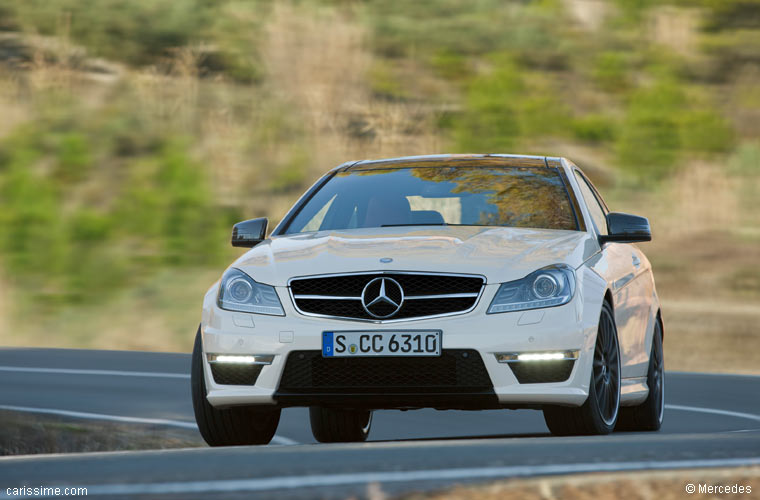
[8,457,758,497]
[665,404,760,423]
[0,366,190,379]
[0,405,298,446]
[269,436,300,446]
[668,370,760,378]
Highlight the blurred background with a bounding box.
[0,0,757,373]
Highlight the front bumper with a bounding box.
[201,283,599,409]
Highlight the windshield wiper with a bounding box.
[380,223,493,227]
[381,223,447,227]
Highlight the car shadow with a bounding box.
[369,432,554,443]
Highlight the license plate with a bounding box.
[322,331,441,357]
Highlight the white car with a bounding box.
[191,154,664,445]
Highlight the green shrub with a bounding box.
[616,80,686,178]
[611,0,656,23]
[453,57,523,152]
[56,133,92,182]
[361,0,566,62]
[680,110,734,153]
[203,1,268,83]
[702,0,760,32]
[64,209,127,302]
[5,0,208,64]
[157,142,227,266]
[573,114,617,143]
[616,71,737,178]
[617,112,681,179]
[3,0,265,81]
[270,149,310,194]
[430,50,471,82]
[593,52,631,93]
[369,60,409,100]
[0,115,230,305]
[0,162,65,279]
[699,30,760,81]
[519,90,571,138]
[452,55,574,152]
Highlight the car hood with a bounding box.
[232,226,598,286]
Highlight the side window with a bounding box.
[573,171,608,236]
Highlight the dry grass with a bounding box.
[261,2,442,172]
[644,232,760,374]
[0,77,28,138]
[649,6,702,57]
[662,303,760,374]
[606,157,760,374]
[563,0,612,32]
[263,3,369,138]
[0,411,201,456]
[0,268,219,352]
[662,163,740,237]
[399,467,760,500]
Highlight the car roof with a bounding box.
[338,154,564,171]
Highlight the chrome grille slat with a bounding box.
[292,295,362,301]
[404,293,480,300]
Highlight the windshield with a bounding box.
[283,166,578,234]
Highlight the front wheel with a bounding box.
[191,326,281,446]
[543,301,621,435]
[309,407,373,443]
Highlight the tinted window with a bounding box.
[284,166,578,234]
[573,171,608,236]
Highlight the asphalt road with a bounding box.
[0,348,759,499]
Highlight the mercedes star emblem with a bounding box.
[361,277,404,319]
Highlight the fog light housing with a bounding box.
[207,354,274,365]
[495,350,579,363]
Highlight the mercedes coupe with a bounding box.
[191,154,664,445]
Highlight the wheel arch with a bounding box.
[603,289,614,308]
[656,308,664,341]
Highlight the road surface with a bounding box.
[0,348,758,499]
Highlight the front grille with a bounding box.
[290,273,484,321]
[210,364,263,385]
[278,349,492,393]
[508,360,575,384]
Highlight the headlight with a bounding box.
[487,265,576,314]
[217,268,285,316]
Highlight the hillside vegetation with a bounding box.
[0,0,758,371]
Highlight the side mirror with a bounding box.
[231,218,268,248]
[600,212,651,244]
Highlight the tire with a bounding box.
[191,326,281,446]
[543,300,621,436]
[309,407,373,443]
[617,319,664,431]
